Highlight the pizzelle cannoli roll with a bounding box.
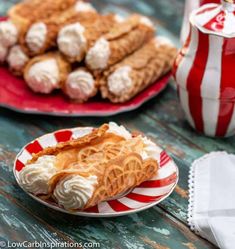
[18,123,132,195]
[18,122,160,210]
[57,14,123,62]
[85,14,155,73]
[100,37,177,103]
[62,68,98,103]
[8,0,78,32]
[21,1,97,56]
[24,52,71,94]
[7,45,29,76]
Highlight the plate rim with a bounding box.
[13,127,179,217]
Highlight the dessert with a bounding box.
[57,14,123,62]
[24,52,71,94]
[8,0,78,32]
[18,123,160,210]
[62,68,97,103]
[21,1,98,56]
[99,37,177,103]
[7,45,29,75]
[85,14,155,72]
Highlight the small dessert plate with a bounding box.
[13,127,179,217]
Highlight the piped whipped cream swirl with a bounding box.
[26,22,47,53]
[19,156,57,195]
[0,21,18,47]
[86,38,110,70]
[7,45,29,71]
[26,58,60,94]
[65,70,95,101]
[53,174,97,210]
[108,66,133,96]
[58,23,86,60]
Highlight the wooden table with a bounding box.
[0,0,226,248]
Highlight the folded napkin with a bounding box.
[188,152,235,249]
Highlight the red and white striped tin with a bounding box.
[13,127,178,217]
[174,0,235,137]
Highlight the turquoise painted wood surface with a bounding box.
[0,0,224,248]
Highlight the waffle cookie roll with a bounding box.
[99,37,177,103]
[24,52,71,94]
[57,14,123,62]
[18,123,159,210]
[85,14,155,73]
[0,0,79,63]
[8,0,78,32]
[20,1,97,56]
[62,67,98,103]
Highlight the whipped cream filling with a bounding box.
[75,1,96,12]
[140,16,154,28]
[26,22,47,53]
[108,122,132,140]
[26,58,60,94]
[7,45,29,71]
[66,70,95,101]
[53,174,97,210]
[58,23,86,59]
[154,36,174,48]
[0,21,18,47]
[108,66,133,96]
[0,43,8,62]
[85,38,110,70]
[108,122,160,161]
[19,156,57,195]
[140,136,161,161]
[114,14,125,23]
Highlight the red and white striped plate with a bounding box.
[13,127,179,217]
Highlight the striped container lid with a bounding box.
[190,0,235,38]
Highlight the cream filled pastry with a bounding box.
[24,52,71,94]
[7,45,29,75]
[85,14,155,72]
[19,155,57,195]
[0,21,18,48]
[99,37,177,103]
[63,68,97,102]
[18,123,159,210]
[57,14,120,62]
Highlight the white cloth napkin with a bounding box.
[188,152,235,249]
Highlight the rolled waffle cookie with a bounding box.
[62,67,98,103]
[21,1,97,56]
[57,14,123,62]
[7,45,29,76]
[85,14,155,72]
[8,0,78,32]
[99,37,177,103]
[24,52,71,94]
[18,123,160,210]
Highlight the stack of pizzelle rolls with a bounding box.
[0,0,177,103]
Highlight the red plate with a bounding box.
[0,15,171,117]
[13,127,179,217]
[0,66,171,116]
